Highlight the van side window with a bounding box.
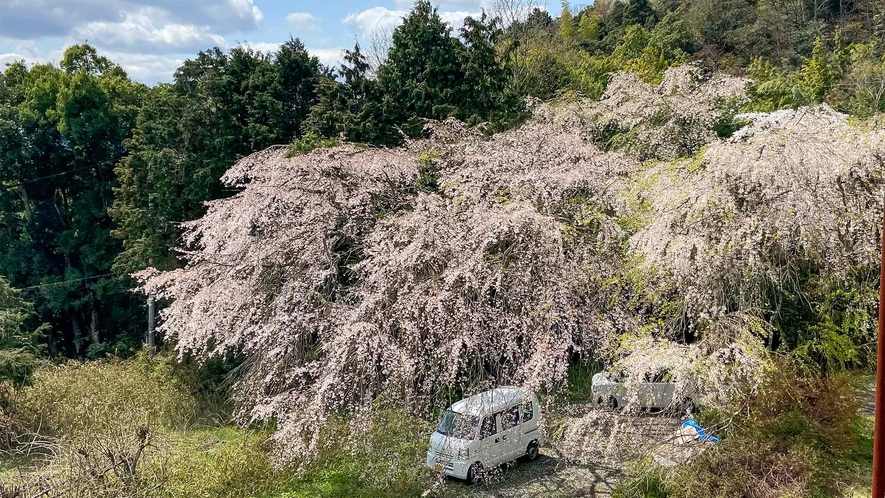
[503,405,520,428]
[522,400,534,422]
[480,413,498,439]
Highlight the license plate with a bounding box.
[433,463,443,472]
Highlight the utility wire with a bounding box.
[4,165,104,188]
[16,273,118,291]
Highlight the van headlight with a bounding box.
[457,448,469,460]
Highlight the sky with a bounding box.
[0,0,554,85]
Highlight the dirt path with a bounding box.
[859,377,875,417]
[449,451,622,497]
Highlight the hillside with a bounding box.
[135,65,880,490]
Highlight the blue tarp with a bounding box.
[682,419,720,443]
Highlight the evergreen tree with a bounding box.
[111,40,324,275]
[0,277,45,384]
[377,0,465,138]
[304,44,401,146]
[625,0,658,27]
[0,46,146,357]
[458,13,509,123]
[578,12,601,42]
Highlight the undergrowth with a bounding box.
[1,355,434,498]
[614,359,871,498]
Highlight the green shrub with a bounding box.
[286,133,340,157]
[746,38,845,112]
[304,406,434,496]
[0,349,41,386]
[19,352,195,438]
[154,427,279,498]
[152,407,433,498]
[416,149,441,192]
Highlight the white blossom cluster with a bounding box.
[139,119,643,459]
[629,105,885,339]
[535,64,748,161]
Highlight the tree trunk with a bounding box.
[71,316,82,356]
[16,184,31,221]
[90,305,99,345]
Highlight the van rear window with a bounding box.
[522,400,533,421]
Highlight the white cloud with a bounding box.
[392,0,494,10]
[0,42,182,85]
[343,7,408,36]
[238,42,284,54]
[0,1,262,45]
[102,51,184,84]
[286,12,320,30]
[0,52,30,68]
[343,6,480,38]
[75,8,227,53]
[224,0,263,27]
[308,47,345,69]
[0,41,40,67]
[439,10,483,29]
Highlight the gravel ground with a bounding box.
[453,450,623,497]
[431,407,684,498]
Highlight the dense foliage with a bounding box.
[111,39,325,275]
[0,277,44,384]
[0,46,145,359]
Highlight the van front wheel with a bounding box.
[466,463,483,485]
[525,441,539,461]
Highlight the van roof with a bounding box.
[451,386,528,416]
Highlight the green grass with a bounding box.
[0,452,41,484]
[839,414,873,497]
[149,423,432,498]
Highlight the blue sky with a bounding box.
[0,0,554,85]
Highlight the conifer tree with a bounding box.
[378,0,464,137]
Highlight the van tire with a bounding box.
[607,396,619,410]
[466,463,483,485]
[525,441,539,461]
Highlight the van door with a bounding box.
[499,405,523,462]
[478,412,503,467]
[520,396,541,446]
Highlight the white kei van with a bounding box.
[592,370,698,411]
[426,386,543,484]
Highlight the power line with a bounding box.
[17,272,118,292]
[4,165,104,188]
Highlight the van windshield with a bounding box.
[437,409,479,440]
